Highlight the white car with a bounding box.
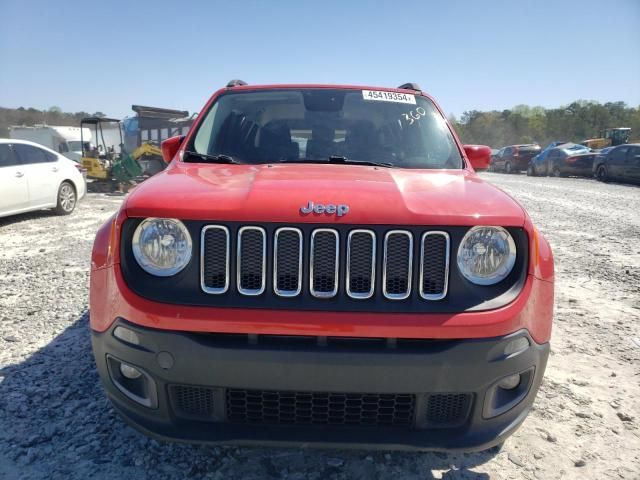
[0,139,86,218]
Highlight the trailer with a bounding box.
[8,125,92,162]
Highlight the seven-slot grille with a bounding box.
[201,226,450,301]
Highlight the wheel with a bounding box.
[552,166,561,177]
[54,181,76,215]
[505,162,512,174]
[527,165,535,176]
[596,165,608,182]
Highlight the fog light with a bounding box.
[106,355,158,408]
[120,363,142,379]
[498,374,521,390]
[113,326,140,346]
[504,337,529,356]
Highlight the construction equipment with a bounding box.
[130,142,165,177]
[122,105,195,177]
[80,117,143,192]
[581,128,631,149]
[79,106,195,192]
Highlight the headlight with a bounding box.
[132,218,192,276]
[457,226,516,285]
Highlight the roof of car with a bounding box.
[218,83,433,99]
[224,83,419,91]
[554,142,587,149]
[0,138,62,155]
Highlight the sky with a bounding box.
[0,0,638,119]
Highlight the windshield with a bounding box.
[190,88,463,169]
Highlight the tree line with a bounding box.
[0,106,107,138]
[450,100,640,148]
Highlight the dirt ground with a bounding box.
[0,173,639,480]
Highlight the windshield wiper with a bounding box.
[277,155,393,168]
[327,155,393,168]
[183,150,240,164]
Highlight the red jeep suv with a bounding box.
[90,81,554,451]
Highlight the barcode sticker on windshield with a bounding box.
[362,90,416,104]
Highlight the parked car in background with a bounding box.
[592,146,615,169]
[490,144,541,173]
[0,139,86,218]
[527,143,589,176]
[539,141,568,156]
[593,144,640,184]
[553,152,598,177]
[531,140,566,161]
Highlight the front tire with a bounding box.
[552,166,561,177]
[527,165,535,176]
[54,181,76,215]
[505,162,512,174]
[596,165,608,182]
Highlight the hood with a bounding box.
[124,163,526,226]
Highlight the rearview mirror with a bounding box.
[161,135,185,163]
[463,145,492,171]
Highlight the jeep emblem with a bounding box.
[300,201,349,217]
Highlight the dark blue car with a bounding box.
[527,143,590,176]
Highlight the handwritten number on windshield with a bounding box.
[401,107,427,125]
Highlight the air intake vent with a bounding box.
[346,230,376,299]
[425,393,472,428]
[201,226,230,294]
[419,232,450,300]
[274,227,303,297]
[237,227,266,295]
[310,229,339,298]
[169,385,215,420]
[383,231,413,299]
[226,389,415,426]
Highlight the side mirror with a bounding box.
[464,145,492,171]
[161,135,185,163]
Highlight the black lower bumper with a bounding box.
[91,319,549,451]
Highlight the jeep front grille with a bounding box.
[237,226,266,295]
[201,225,449,301]
[273,228,303,297]
[201,225,230,294]
[310,229,339,298]
[346,230,376,299]
[383,230,413,300]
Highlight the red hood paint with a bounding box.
[124,163,526,226]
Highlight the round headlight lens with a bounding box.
[457,226,516,285]
[132,218,192,276]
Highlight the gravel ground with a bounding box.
[1,175,639,480]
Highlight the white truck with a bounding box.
[8,125,92,162]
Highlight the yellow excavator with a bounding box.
[581,128,632,149]
[80,117,148,192]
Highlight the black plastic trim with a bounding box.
[92,320,549,451]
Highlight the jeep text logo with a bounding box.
[300,201,349,217]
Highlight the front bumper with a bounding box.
[92,319,549,451]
